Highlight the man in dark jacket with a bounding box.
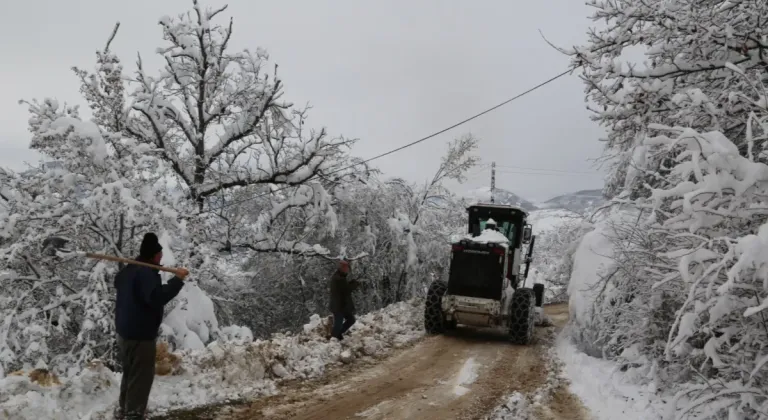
[114,233,188,420]
[328,260,359,340]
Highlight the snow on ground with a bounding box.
[527,208,579,234]
[0,300,425,419]
[355,399,392,418]
[567,215,615,330]
[452,357,479,396]
[485,335,566,420]
[556,207,667,419]
[556,335,666,420]
[489,392,531,419]
[567,207,639,355]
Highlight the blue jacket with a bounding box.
[114,262,183,341]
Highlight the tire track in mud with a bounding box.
[156,303,587,420]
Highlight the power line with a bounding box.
[202,68,574,214]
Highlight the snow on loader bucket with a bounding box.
[424,204,545,345]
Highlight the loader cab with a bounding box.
[467,204,531,250]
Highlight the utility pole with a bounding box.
[490,162,496,204]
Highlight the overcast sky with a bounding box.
[0,0,605,202]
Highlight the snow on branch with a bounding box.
[591,118,768,418]
[571,2,768,413]
[566,0,768,198]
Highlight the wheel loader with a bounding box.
[424,203,545,344]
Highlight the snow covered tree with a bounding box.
[567,1,768,417]
[0,1,354,373]
[565,0,768,198]
[123,2,351,261]
[356,134,478,305]
[208,136,477,336]
[583,119,768,419]
[0,28,183,372]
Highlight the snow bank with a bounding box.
[489,326,665,420]
[557,336,665,420]
[0,300,424,419]
[567,220,614,328]
[567,208,638,354]
[0,361,117,420]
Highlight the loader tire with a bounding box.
[509,288,536,345]
[424,280,448,334]
[533,283,545,307]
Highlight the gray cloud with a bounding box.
[0,0,605,201]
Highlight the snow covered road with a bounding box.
[155,304,585,420]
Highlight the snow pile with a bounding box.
[459,229,509,245]
[567,214,616,329]
[219,326,254,343]
[0,300,424,419]
[566,208,639,356]
[472,229,509,245]
[0,361,118,420]
[487,392,531,419]
[557,336,665,420]
[160,283,220,351]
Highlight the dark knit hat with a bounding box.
[139,232,163,259]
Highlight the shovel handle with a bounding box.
[84,253,185,277]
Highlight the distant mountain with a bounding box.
[466,187,539,211]
[541,189,604,213]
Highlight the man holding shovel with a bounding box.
[114,233,188,420]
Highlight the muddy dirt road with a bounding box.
[159,303,587,420]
